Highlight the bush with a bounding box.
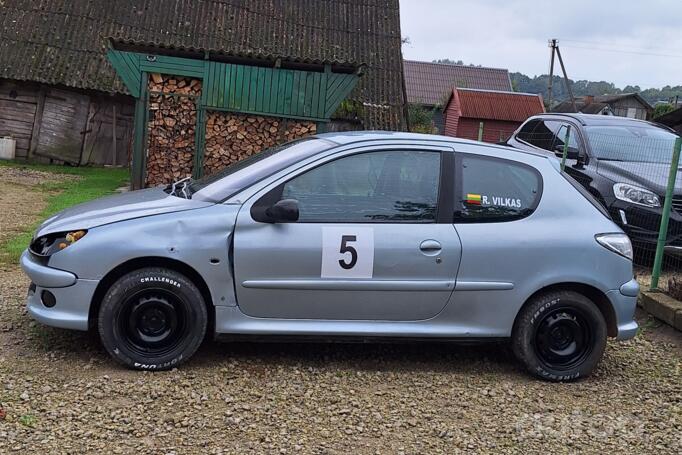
[408,104,437,134]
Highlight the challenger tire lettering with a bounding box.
[140,276,181,288]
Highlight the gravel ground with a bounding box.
[0,167,61,249]
[0,170,681,454]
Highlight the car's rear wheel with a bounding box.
[98,267,207,370]
[512,290,607,382]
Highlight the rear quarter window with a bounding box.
[454,154,542,223]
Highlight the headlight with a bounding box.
[29,230,87,257]
[613,183,660,207]
[595,233,633,261]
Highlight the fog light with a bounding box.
[41,290,56,308]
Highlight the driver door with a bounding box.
[232,146,462,321]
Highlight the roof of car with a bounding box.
[314,130,548,158]
[528,113,664,128]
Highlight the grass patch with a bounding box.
[0,161,129,265]
[19,414,37,428]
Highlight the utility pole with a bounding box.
[547,39,577,112]
[547,39,557,110]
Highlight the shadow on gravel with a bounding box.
[190,339,519,376]
[21,323,519,376]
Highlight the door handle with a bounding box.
[419,239,442,256]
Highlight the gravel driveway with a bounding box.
[0,167,680,454]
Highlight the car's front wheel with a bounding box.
[98,267,207,370]
[512,290,607,382]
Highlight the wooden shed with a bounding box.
[443,88,545,143]
[0,0,406,187]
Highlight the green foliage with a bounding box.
[653,103,675,119]
[333,99,364,120]
[408,104,436,134]
[510,72,682,105]
[19,414,37,428]
[432,58,464,66]
[0,162,129,265]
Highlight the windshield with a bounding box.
[190,137,336,202]
[585,124,679,163]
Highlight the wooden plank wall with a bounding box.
[0,78,135,165]
[35,88,91,163]
[81,97,135,165]
[0,80,39,159]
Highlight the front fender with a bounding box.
[46,204,241,307]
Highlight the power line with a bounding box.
[562,38,682,54]
[562,44,682,59]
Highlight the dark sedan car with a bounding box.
[507,113,682,258]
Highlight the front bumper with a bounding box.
[21,249,97,331]
[606,278,640,340]
[609,201,682,250]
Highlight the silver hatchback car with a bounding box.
[21,132,639,381]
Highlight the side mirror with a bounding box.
[265,199,299,223]
[554,144,580,160]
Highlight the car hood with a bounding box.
[35,187,214,237]
[597,160,682,195]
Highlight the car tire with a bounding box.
[512,291,607,382]
[98,267,207,371]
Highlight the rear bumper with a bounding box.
[607,278,640,340]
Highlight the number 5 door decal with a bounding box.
[321,227,374,278]
[338,235,358,269]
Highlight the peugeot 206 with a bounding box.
[21,132,639,381]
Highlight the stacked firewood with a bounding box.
[148,73,202,96]
[145,75,202,186]
[203,112,316,175]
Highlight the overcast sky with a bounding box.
[399,0,682,89]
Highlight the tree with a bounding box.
[408,105,437,134]
[432,59,464,66]
[653,103,675,119]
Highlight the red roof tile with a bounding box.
[404,60,512,106]
[450,88,545,122]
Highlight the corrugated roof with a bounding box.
[0,0,405,129]
[403,60,512,106]
[553,93,653,114]
[451,88,545,122]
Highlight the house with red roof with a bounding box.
[403,60,512,133]
[443,88,545,143]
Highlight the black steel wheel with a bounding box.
[98,267,207,370]
[512,291,607,382]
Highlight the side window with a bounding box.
[280,150,441,223]
[523,120,563,151]
[515,119,540,143]
[455,155,542,222]
[553,123,582,154]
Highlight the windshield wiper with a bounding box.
[167,177,193,199]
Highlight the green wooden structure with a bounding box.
[106,49,361,188]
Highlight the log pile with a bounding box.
[203,112,316,175]
[143,72,316,186]
[145,75,202,186]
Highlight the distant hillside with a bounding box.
[430,59,682,106]
[510,72,682,105]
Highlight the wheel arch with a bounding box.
[515,282,617,338]
[88,256,214,334]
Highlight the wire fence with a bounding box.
[471,122,682,294]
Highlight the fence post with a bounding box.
[650,136,682,290]
[560,125,571,171]
[478,122,484,142]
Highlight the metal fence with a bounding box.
[474,123,682,293]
